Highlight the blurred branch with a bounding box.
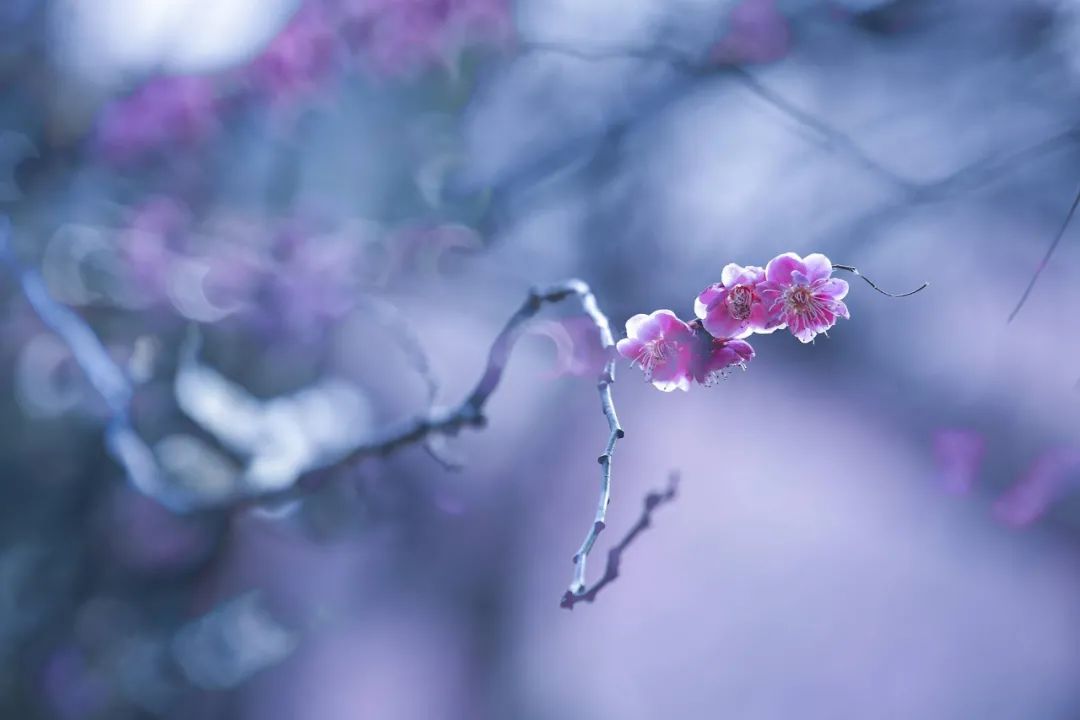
[0,227,640,596]
[561,472,680,609]
[501,39,1080,229]
[1007,184,1080,322]
[1,222,658,603]
[0,217,192,511]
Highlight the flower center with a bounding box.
[726,284,754,320]
[784,285,815,314]
[635,338,669,371]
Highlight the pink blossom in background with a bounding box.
[616,310,694,392]
[268,227,365,336]
[933,428,986,495]
[247,2,340,102]
[759,252,850,343]
[119,197,191,302]
[95,75,220,164]
[694,263,776,340]
[688,324,754,386]
[339,0,512,77]
[993,449,1080,529]
[529,315,610,379]
[711,0,791,65]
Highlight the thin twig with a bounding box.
[832,263,929,298]
[1007,185,1080,323]
[561,471,680,609]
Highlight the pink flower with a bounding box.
[95,75,219,164]
[616,310,694,392]
[694,263,777,340]
[759,252,849,343]
[710,0,791,65]
[688,323,755,386]
[247,2,339,102]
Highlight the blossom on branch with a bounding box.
[688,324,755,386]
[617,251,912,390]
[759,252,850,343]
[616,310,694,392]
[694,262,776,340]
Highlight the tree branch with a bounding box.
[561,471,680,609]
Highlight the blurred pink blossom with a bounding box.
[247,3,340,101]
[759,252,850,343]
[95,75,220,164]
[529,315,610,379]
[994,449,1080,529]
[711,0,791,65]
[933,428,986,495]
[340,0,512,76]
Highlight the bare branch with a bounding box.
[1007,184,1080,323]
[832,263,930,298]
[561,471,680,609]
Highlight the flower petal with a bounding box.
[720,263,745,287]
[694,284,725,320]
[802,253,833,282]
[624,313,653,340]
[817,277,849,300]
[702,311,747,341]
[616,337,644,362]
[765,252,804,284]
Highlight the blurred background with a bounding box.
[4,0,1080,717]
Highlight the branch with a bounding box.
[500,39,1080,237]
[832,263,929,297]
[1,217,632,576]
[561,471,680,609]
[0,217,194,511]
[1007,184,1080,322]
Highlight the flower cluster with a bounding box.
[617,252,850,391]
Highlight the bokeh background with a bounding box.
[4,0,1080,718]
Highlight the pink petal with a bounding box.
[765,252,804,284]
[817,277,849,300]
[720,263,745,287]
[702,311,747,341]
[694,284,725,319]
[616,337,644,362]
[802,253,833,283]
[624,313,652,339]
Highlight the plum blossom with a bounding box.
[688,322,755,386]
[759,252,849,343]
[247,3,339,102]
[694,263,776,340]
[616,310,694,392]
[95,75,219,164]
[711,0,791,65]
[340,0,511,77]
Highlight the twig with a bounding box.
[561,471,680,609]
[1007,184,1080,323]
[832,263,929,298]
